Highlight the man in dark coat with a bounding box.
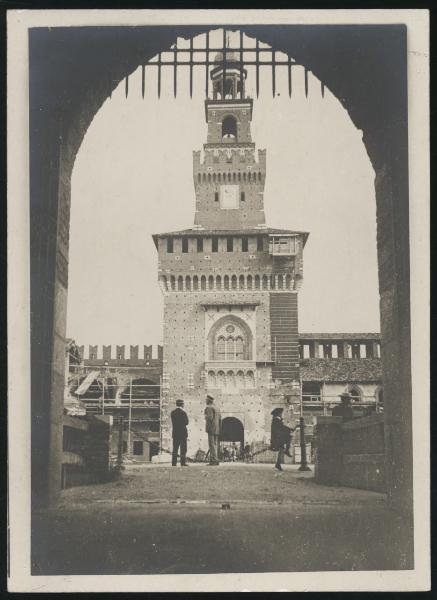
[270,407,296,471]
[332,392,355,422]
[204,394,221,465]
[171,399,189,467]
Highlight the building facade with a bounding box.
[153,52,309,457]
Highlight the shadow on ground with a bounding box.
[32,465,414,574]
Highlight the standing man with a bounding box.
[332,392,355,422]
[270,407,296,472]
[204,394,221,466]
[171,399,189,467]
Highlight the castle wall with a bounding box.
[160,290,293,456]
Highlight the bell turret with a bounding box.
[210,50,247,100]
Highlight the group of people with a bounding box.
[170,394,221,467]
[170,393,297,470]
[170,390,360,469]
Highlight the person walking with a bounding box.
[204,394,221,466]
[171,399,189,467]
[270,407,296,472]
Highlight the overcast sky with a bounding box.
[66,30,380,347]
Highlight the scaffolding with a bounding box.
[65,364,162,459]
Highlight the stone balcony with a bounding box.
[204,360,257,391]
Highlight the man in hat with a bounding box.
[270,407,296,471]
[171,399,189,467]
[332,392,355,422]
[204,394,221,466]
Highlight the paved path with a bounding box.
[32,465,413,575]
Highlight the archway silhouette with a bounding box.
[29,25,412,525]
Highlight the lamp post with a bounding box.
[295,378,311,472]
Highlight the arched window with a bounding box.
[226,337,234,359]
[208,173,211,183]
[224,275,230,290]
[247,275,253,290]
[208,275,214,290]
[193,275,199,291]
[227,370,236,388]
[246,371,255,387]
[236,370,245,388]
[218,172,222,182]
[217,337,226,361]
[185,275,191,291]
[213,173,216,182]
[238,172,241,182]
[254,275,260,290]
[197,173,201,183]
[178,275,183,291]
[243,172,247,182]
[209,317,252,361]
[216,275,222,290]
[262,275,268,290]
[170,275,176,290]
[239,274,245,289]
[233,172,236,182]
[208,371,216,388]
[201,275,206,290]
[235,337,244,359]
[222,115,238,140]
[217,370,226,388]
[231,275,237,290]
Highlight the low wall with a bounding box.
[62,414,118,488]
[314,414,385,493]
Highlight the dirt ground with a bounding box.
[32,464,413,576]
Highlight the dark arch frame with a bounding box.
[29,25,412,522]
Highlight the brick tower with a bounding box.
[153,51,309,458]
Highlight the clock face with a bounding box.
[220,185,239,209]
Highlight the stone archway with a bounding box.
[29,25,412,519]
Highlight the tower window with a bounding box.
[257,237,263,251]
[241,191,245,202]
[214,191,219,202]
[222,115,238,140]
[197,238,203,252]
[212,237,218,252]
[167,238,173,253]
[227,237,233,252]
[182,238,188,253]
[242,237,248,252]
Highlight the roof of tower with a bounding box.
[152,227,310,248]
[213,50,239,64]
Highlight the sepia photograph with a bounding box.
[7,9,429,593]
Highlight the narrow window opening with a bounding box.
[242,237,248,252]
[214,191,219,202]
[227,237,233,252]
[257,236,263,251]
[182,238,188,253]
[197,238,203,252]
[212,237,218,253]
[167,238,173,253]
[241,191,245,202]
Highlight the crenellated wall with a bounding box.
[77,344,163,363]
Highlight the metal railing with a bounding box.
[119,28,322,100]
